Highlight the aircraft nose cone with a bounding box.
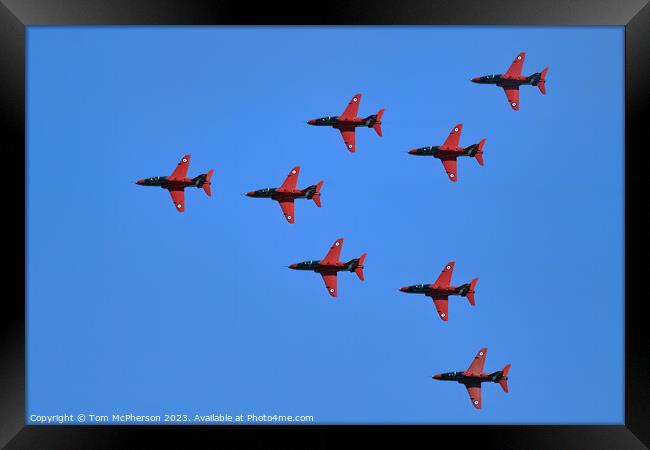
[471,77,480,83]
[135,179,144,185]
[245,191,255,197]
[307,119,316,125]
[408,149,417,155]
[433,374,441,380]
[399,286,409,292]
[288,264,298,269]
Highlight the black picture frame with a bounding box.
[2,1,647,448]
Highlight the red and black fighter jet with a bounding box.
[399,261,478,321]
[471,51,549,110]
[246,166,323,224]
[432,348,511,410]
[307,93,384,153]
[135,154,214,212]
[288,238,366,297]
[408,124,485,182]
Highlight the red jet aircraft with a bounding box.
[408,124,485,182]
[307,93,384,153]
[432,348,511,409]
[471,51,548,110]
[246,166,323,224]
[135,154,214,212]
[399,261,478,321]
[288,238,366,297]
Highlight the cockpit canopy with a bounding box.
[300,260,320,266]
[443,371,463,377]
[256,187,276,194]
[308,116,336,126]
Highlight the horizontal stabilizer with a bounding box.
[467,278,478,305]
[312,180,324,208]
[202,169,215,196]
[499,364,511,393]
[537,67,548,95]
[475,139,486,166]
[373,109,384,136]
[355,253,367,281]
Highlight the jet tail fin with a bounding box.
[537,67,548,95]
[354,253,367,281]
[466,277,478,305]
[373,109,384,136]
[202,169,215,196]
[312,180,324,208]
[499,364,511,393]
[474,139,486,166]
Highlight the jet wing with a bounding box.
[168,188,185,212]
[504,52,526,77]
[439,158,458,182]
[339,127,356,152]
[321,238,344,264]
[428,295,449,321]
[466,347,488,375]
[339,93,361,120]
[321,272,338,297]
[170,154,191,178]
[279,166,300,191]
[441,124,463,149]
[433,262,455,288]
[503,87,520,110]
[278,199,295,223]
[464,382,483,409]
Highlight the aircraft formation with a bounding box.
[135,52,547,409]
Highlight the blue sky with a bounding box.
[27,26,624,424]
